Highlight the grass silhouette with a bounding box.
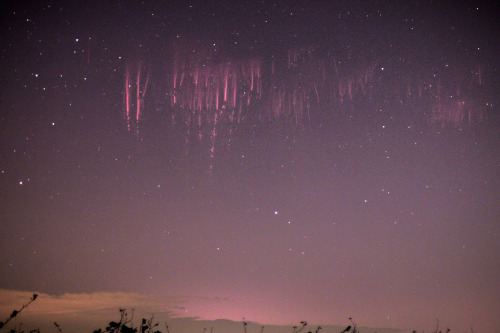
[0,294,454,333]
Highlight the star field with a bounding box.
[0,1,499,332]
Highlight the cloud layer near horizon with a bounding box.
[0,289,405,333]
[0,289,182,332]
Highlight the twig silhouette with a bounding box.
[0,293,38,329]
[54,322,63,332]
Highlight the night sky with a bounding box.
[1,1,499,332]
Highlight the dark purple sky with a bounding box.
[1,1,499,332]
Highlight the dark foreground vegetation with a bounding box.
[0,294,450,333]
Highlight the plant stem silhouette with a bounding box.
[0,293,38,330]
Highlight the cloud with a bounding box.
[0,289,408,333]
[0,289,170,315]
[0,289,179,332]
[0,289,243,332]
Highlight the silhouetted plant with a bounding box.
[4,322,40,333]
[434,318,440,333]
[92,309,161,333]
[140,316,160,333]
[340,325,351,333]
[348,317,358,333]
[53,322,62,333]
[2,306,454,333]
[293,321,307,333]
[0,294,38,330]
